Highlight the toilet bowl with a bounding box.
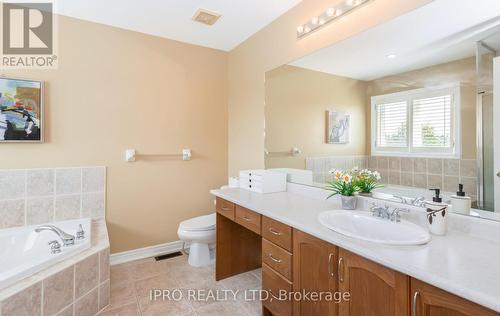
[177,213,216,267]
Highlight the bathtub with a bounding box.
[0,218,91,290]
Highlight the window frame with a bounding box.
[371,84,461,159]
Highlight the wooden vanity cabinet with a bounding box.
[337,248,409,316]
[411,279,499,316]
[293,229,338,316]
[215,198,499,316]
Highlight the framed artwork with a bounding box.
[0,77,43,142]
[326,110,350,144]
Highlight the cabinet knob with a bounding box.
[497,172,500,178]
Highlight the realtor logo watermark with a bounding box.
[1,1,58,68]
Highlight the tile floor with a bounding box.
[99,254,262,316]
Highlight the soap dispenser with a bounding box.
[449,184,471,215]
[426,189,448,236]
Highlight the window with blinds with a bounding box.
[412,95,452,148]
[375,101,408,147]
[371,86,460,158]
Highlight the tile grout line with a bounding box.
[41,279,45,316]
[80,168,83,219]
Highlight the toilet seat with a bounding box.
[179,213,215,232]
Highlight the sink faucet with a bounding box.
[393,195,426,207]
[35,225,75,246]
[410,196,426,207]
[390,207,410,222]
[370,203,410,222]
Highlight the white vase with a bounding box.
[341,196,357,210]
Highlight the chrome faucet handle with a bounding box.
[48,240,61,254]
[76,224,85,240]
[391,207,410,222]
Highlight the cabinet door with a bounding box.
[338,248,409,316]
[293,229,337,316]
[411,278,499,316]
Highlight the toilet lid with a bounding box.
[179,213,216,231]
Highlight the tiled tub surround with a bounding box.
[306,156,478,199]
[0,219,110,316]
[0,167,106,229]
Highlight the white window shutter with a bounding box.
[375,101,408,148]
[412,95,452,148]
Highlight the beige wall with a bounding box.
[367,57,477,159]
[227,0,433,176]
[265,65,367,169]
[0,16,228,253]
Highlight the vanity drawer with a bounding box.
[262,263,293,316]
[216,197,235,221]
[262,239,292,281]
[235,205,261,234]
[262,216,292,252]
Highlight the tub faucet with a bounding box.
[35,225,75,246]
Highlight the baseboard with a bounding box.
[110,240,185,266]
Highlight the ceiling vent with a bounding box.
[192,9,221,26]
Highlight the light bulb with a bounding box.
[297,25,304,33]
[326,7,335,17]
[335,9,342,16]
[304,26,311,33]
[346,0,354,6]
[319,18,325,25]
[311,16,319,25]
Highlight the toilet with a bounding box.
[177,213,216,267]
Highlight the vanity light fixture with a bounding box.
[297,0,372,38]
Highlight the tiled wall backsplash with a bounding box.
[306,156,478,199]
[0,167,106,229]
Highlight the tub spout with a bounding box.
[35,225,75,246]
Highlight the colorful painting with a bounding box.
[326,111,350,144]
[0,77,42,142]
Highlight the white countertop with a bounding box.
[210,187,500,313]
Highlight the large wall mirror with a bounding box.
[264,2,500,221]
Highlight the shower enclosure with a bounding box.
[477,40,498,211]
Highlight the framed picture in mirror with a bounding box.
[326,110,350,144]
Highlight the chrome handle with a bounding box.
[268,253,282,263]
[76,224,85,240]
[221,207,231,211]
[497,172,500,178]
[242,216,252,222]
[269,228,282,236]
[328,253,335,277]
[48,240,61,254]
[412,290,420,316]
[338,257,344,283]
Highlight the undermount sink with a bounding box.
[318,210,431,245]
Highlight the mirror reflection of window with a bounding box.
[264,5,500,219]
